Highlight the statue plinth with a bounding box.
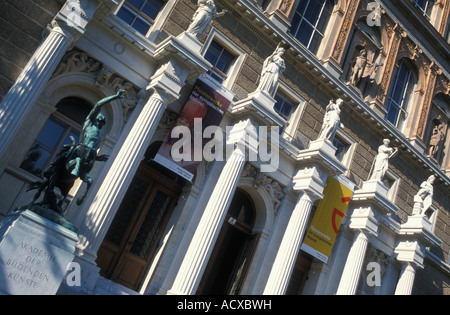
[0,210,78,295]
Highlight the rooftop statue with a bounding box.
[24,90,125,231]
[413,175,435,216]
[317,98,343,142]
[256,45,286,97]
[368,139,398,182]
[187,0,226,39]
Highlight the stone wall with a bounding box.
[0,0,64,101]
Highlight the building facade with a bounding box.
[0,0,449,295]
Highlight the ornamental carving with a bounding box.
[331,0,361,63]
[365,248,389,278]
[277,0,295,18]
[52,50,139,123]
[241,163,285,213]
[376,24,405,103]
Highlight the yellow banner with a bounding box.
[301,176,354,263]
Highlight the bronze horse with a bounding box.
[27,136,108,214]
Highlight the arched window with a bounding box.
[20,98,91,176]
[385,59,417,130]
[289,0,334,53]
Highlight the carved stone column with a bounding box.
[336,229,370,295]
[263,190,319,295]
[394,262,417,295]
[394,214,441,295]
[336,179,392,295]
[0,0,101,164]
[167,119,258,295]
[263,138,345,295]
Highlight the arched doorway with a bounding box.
[96,142,185,291]
[197,189,259,295]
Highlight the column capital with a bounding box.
[348,206,379,238]
[352,179,399,214]
[52,0,101,40]
[226,118,259,158]
[292,164,327,200]
[147,60,189,103]
[394,238,425,270]
[296,139,346,177]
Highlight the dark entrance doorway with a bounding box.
[197,189,259,295]
[97,142,183,291]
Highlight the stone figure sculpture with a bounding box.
[256,45,286,97]
[369,139,398,182]
[427,124,445,158]
[26,90,125,220]
[413,175,435,216]
[187,0,226,39]
[350,50,368,86]
[317,98,343,142]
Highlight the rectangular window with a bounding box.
[274,93,294,120]
[204,40,237,84]
[116,0,166,36]
[332,130,357,174]
[290,0,333,52]
[411,0,435,20]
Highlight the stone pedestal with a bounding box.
[176,32,203,53]
[0,210,78,295]
[231,90,284,128]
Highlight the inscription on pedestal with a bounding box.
[3,241,57,291]
[0,211,78,295]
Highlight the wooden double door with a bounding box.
[97,164,181,291]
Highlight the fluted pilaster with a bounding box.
[168,145,247,295]
[394,263,416,295]
[263,191,316,295]
[336,230,369,295]
[0,23,75,160]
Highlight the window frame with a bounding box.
[289,0,334,53]
[202,29,246,89]
[332,129,357,174]
[20,101,88,177]
[411,0,435,20]
[385,60,417,130]
[382,169,400,203]
[114,0,168,37]
[276,83,307,143]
